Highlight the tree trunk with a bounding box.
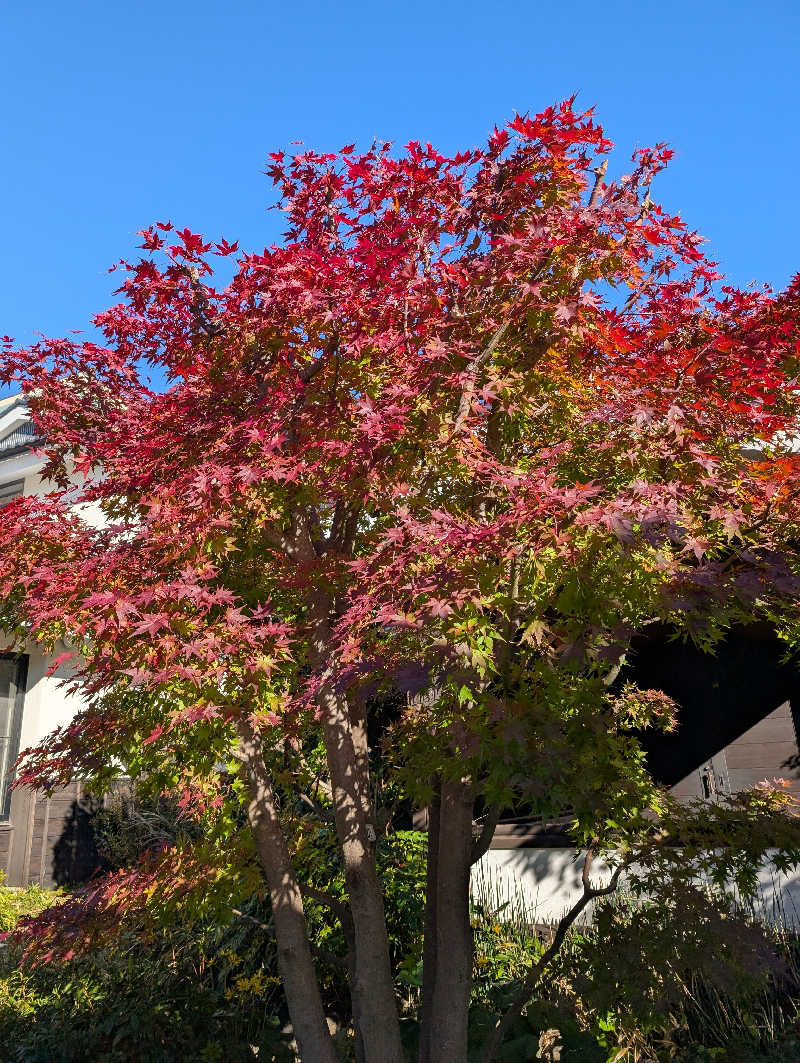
[348,693,373,821]
[427,778,475,1063]
[418,780,441,1063]
[235,717,337,1063]
[319,684,405,1062]
[340,907,367,1063]
[309,600,404,1063]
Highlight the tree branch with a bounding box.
[480,846,624,1063]
[178,265,224,339]
[294,753,334,801]
[471,805,501,865]
[300,883,351,924]
[452,320,512,436]
[231,906,273,934]
[299,355,327,384]
[587,159,608,209]
[298,791,335,824]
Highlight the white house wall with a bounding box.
[21,466,106,530]
[1,464,99,754]
[0,408,98,758]
[472,848,800,929]
[17,647,84,756]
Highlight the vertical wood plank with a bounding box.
[19,789,36,887]
[0,826,12,877]
[37,796,51,886]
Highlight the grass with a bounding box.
[0,873,60,934]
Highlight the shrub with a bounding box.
[91,788,202,872]
[0,832,427,1063]
[0,911,294,1063]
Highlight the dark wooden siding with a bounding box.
[0,824,12,877]
[4,780,105,888]
[490,626,800,848]
[724,699,800,796]
[668,699,800,802]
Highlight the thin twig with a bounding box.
[232,907,273,934]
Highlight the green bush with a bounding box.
[0,909,295,1063]
[91,788,202,872]
[5,836,800,1063]
[0,832,427,1063]
[0,861,294,1063]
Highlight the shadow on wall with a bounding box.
[473,848,800,929]
[472,849,593,925]
[748,862,800,927]
[527,848,585,890]
[628,624,800,788]
[50,795,104,887]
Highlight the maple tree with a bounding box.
[3,100,800,1061]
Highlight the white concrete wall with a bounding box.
[473,847,800,928]
[22,465,106,529]
[1,442,94,754]
[472,848,605,925]
[17,646,84,754]
[0,629,85,754]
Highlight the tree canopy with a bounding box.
[3,100,800,1062]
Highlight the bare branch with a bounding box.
[295,753,333,801]
[300,883,351,924]
[602,660,624,689]
[231,906,273,934]
[299,355,327,384]
[470,805,501,865]
[587,159,608,209]
[340,504,362,557]
[178,265,224,339]
[452,320,512,437]
[480,847,625,1063]
[298,791,335,824]
[620,262,660,316]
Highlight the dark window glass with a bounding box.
[0,656,27,820]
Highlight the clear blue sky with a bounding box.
[2,0,798,358]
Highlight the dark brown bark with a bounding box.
[309,598,404,1063]
[299,884,366,1063]
[334,895,367,1063]
[427,778,476,1063]
[318,685,404,1062]
[418,781,441,1063]
[343,919,367,1063]
[235,717,337,1063]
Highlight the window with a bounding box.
[0,479,24,507]
[0,656,27,820]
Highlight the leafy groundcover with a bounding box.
[4,849,800,1063]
